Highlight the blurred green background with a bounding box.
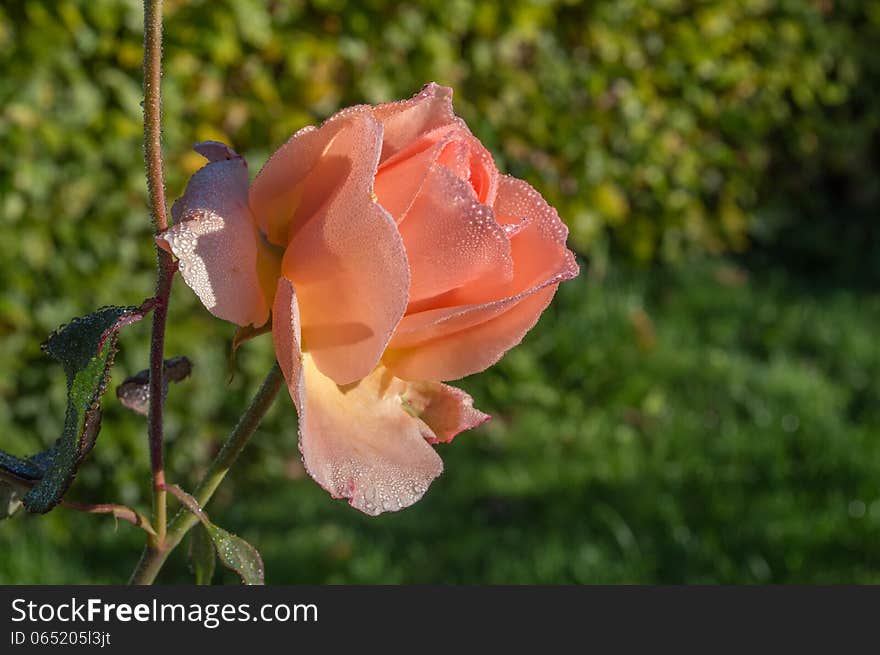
[1,0,879,583]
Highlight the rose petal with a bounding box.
[373,133,447,223]
[371,82,498,220]
[372,83,457,163]
[374,123,500,224]
[157,143,270,328]
[281,113,410,385]
[490,175,577,289]
[402,382,490,444]
[385,176,579,381]
[248,124,317,246]
[462,133,500,207]
[398,163,512,306]
[272,277,304,401]
[249,106,372,246]
[273,280,485,516]
[299,355,447,515]
[387,285,559,381]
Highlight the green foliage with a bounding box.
[1,0,876,269]
[751,1,880,284]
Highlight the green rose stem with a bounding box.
[142,0,173,549]
[129,363,285,585]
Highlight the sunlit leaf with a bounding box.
[204,523,265,585]
[169,483,265,585]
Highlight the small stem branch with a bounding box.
[0,472,156,538]
[128,363,285,585]
[142,0,173,548]
[62,501,157,537]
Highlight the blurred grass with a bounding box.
[1,0,879,583]
[2,260,879,584]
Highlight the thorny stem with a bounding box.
[142,0,173,549]
[143,0,169,234]
[129,363,285,585]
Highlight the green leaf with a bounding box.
[0,304,148,514]
[204,523,265,586]
[189,522,217,586]
[168,484,265,585]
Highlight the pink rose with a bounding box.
[158,84,578,515]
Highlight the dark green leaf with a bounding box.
[189,522,217,586]
[0,451,44,482]
[0,304,148,514]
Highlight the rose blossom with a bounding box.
[158,83,578,515]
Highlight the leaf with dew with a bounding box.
[169,483,265,585]
[0,303,150,514]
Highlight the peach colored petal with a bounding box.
[248,124,317,246]
[249,106,371,246]
[415,174,578,309]
[385,176,579,381]
[491,175,576,288]
[156,142,270,328]
[462,133,500,207]
[281,113,410,385]
[299,355,445,516]
[402,382,490,444]
[374,123,501,225]
[398,163,512,305]
[373,134,446,223]
[387,285,558,381]
[273,279,485,515]
[372,81,499,205]
[372,83,457,163]
[272,276,304,401]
